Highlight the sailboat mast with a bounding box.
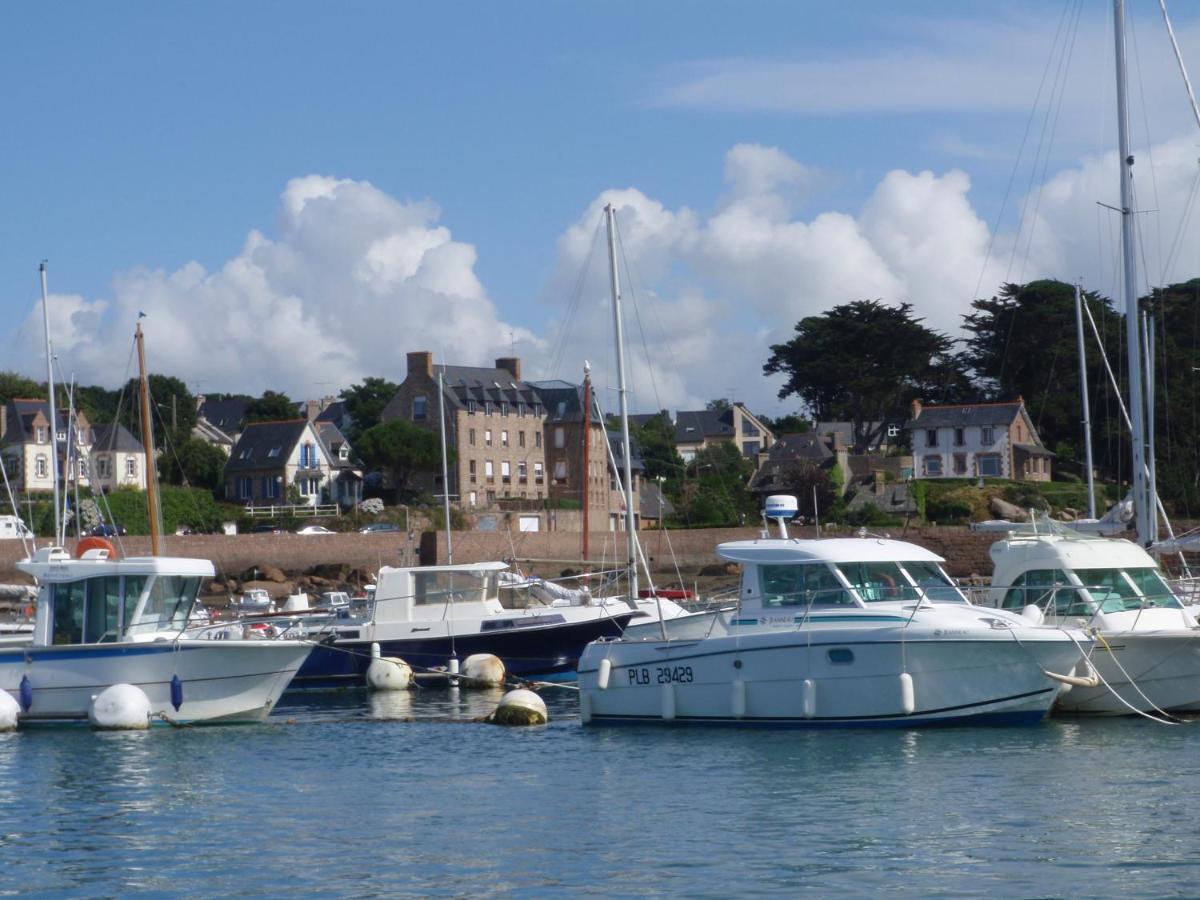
[604,204,638,600]
[1074,283,1096,519]
[438,369,453,565]
[135,322,162,556]
[1114,0,1151,545]
[581,361,591,568]
[40,263,62,545]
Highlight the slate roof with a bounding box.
[314,421,358,471]
[315,400,347,426]
[639,481,675,519]
[907,402,1024,429]
[527,381,603,424]
[225,419,310,474]
[90,423,144,454]
[431,364,543,410]
[198,398,248,433]
[749,433,833,493]
[607,430,645,472]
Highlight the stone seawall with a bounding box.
[0,525,1008,585]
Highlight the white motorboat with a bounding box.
[982,518,1200,715]
[578,496,1089,727]
[1,544,311,724]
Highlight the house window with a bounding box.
[486,490,496,504]
[553,460,568,484]
[467,400,477,414]
[979,454,1001,477]
[953,428,965,447]
[126,458,137,478]
[501,461,511,484]
[554,427,565,449]
[469,460,477,483]
[36,427,46,444]
[501,430,509,448]
[469,428,476,446]
[887,424,900,438]
[469,491,477,508]
[237,476,252,499]
[535,431,542,449]
[518,431,525,448]
[35,455,48,478]
[485,429,493,447]
[97,458,111,478]
[338,445,349,460]
[953,454,967,475]
[981,426,994,445]
[518,461,527,483]
[741,420,758,437]
[923,455,942,477]
[534,462,544,484]
[484,401,493,416]
[925,429,938,448]
[413,396,428,420]
[517,403,526,418]
[744,441,760,457]
[485,460,494,483]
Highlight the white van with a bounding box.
[0,516,33,540]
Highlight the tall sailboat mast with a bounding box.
[604,204,638,600]
[135,322,162,556]
[1113,0,1152,545]
[1073,283,1097,519]
[581,361,591,567]
[438,369,453,565]
[40,263,62,545]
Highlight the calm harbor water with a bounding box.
[0,688,1197,897]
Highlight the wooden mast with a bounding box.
[135,322,161,556]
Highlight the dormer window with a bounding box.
[267,447,281,458]
[339,445,349,460]
[35,427,46,444]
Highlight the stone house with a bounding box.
[630,404,775,462]
[906,398,1054,481]
[193,396,248,455]
[89,423,150,493]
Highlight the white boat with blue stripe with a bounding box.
[578,496,1091,728]
[0,544,312,725]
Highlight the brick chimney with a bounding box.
[910,398,922,421]
[495,356,521,381]
[407,351,434,378]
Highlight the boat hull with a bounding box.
[579,627,1079,727]
[0,641,311,724]
[290,612,636,690]
[1054,631,1200,715]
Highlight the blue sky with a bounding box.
[3,2,1200,417]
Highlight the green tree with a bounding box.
[244,390,298,423]
[341,377,398,443]
[705,398,731,411]
[0,372,43,405]
[355,419,444,498]
[626,412,684,488]
[765,300,970,452]
[162,437,229,492]
[116,374,198,451]
[762,412,811,434]
[674,442,757,527]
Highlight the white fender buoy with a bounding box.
[597,658,612,690]
[0,691,19,731]
[1021,604,1045,626]
[802,678,817,718]
[462,653,506,687]
[731,679,746,718]
[88,684,152,730]
[661,683,676,721]
[489,688,548,726]
[366,643,412,691]
[448,656,460,687]
[899,672,915,715]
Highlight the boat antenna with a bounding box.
[604,204,638,603]
[40,262,62,545]
[135,320,162,556]
[437,368,453,565]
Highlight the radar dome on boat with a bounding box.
[763,495,799,519]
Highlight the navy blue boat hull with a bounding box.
[290,613,636,690]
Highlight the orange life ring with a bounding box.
[75,536,118,559]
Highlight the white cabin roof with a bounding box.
[717,537,945,566]
[989,534,1156,573]
[376,561,509,577]
[17,548,215,582]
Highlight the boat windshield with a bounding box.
[835,561,920,603]
[899,561,967,603]
[758,563,853,607]
[126,575,203,637]
[51,575,148,645]
[999,569,1090,615]
[1078,568,1183,611]
[413,570,498,606]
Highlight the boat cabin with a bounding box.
[372,561,510,625]
[716,537,967,616]
[18,547,215,646]
[988,532,1192,627]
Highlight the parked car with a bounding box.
[296,525,334,535]
[359,522,403,534]
[249,524,284,534]
[90,523,126,537]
